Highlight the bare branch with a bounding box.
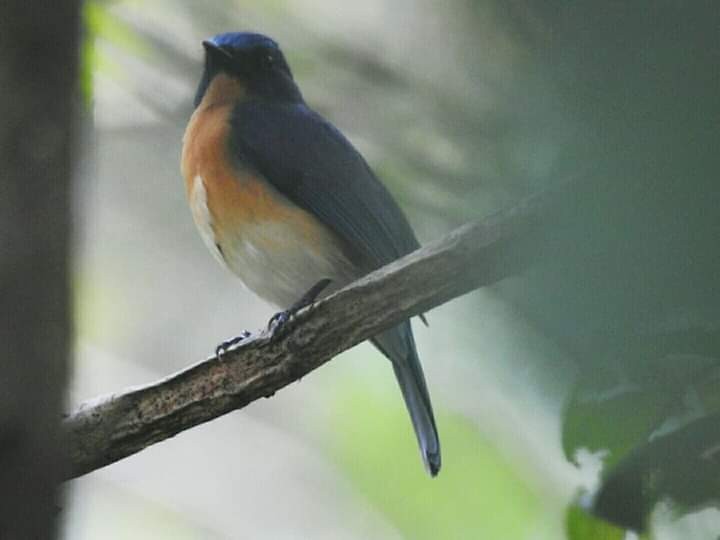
[65,184,561,479]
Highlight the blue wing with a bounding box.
[228,101,440,475]
[229,102,420,270]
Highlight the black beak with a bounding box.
[202,40,233,61]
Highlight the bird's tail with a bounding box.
[373,322,441,476]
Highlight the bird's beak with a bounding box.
[202,40,232,61]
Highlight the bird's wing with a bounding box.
[229,102,420,269]
[230,103,438,473]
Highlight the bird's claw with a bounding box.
[267,310,291,340]
[266,278,333,340]
[215,330,252,359]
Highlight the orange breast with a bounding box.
[181,75,339,254]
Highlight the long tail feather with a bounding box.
[373,322,441,476]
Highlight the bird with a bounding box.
[181,31,441,476]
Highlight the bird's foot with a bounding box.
[267,309,291,338]
[267,278,332,339]
[215,330,252,360]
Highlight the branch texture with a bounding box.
[65,185,561,479]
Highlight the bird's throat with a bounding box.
[198,73,247,109]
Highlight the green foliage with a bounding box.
[565,504,626,540]
[328,382,559,540]
[80,2,96,105]
[562,373,676,471]
[81,0,151,102]
[85,1,149,59]
[562,328,720,533]
[594,414,720,533]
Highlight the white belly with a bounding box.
[189,175,356,308]
[223,221,356,308]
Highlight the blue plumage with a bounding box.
[206,32,278,51]
[192,32,441,476]
[230,100,442,476]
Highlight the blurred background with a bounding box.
[62,1,720,539]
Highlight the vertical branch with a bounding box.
[0,1,80,538]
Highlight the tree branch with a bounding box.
[65,184,561,479]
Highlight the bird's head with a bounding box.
[194,32,302,107]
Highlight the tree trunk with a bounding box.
[0,1,79,538]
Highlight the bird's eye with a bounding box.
[264,53,275,67]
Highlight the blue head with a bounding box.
[194,32,301,107]
[207,32,278,51]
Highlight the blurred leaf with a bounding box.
[562,329,720,534]
[328,381,558,540]
[565,504,626,540]
[615,328,720,383]
[594,414,720,533]
[85,1,149,59]
[81,3,96,105]
[82,0,151,92]
[563,329,720,471]
[562,372,674,470]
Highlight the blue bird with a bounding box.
[182,32,441,476]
